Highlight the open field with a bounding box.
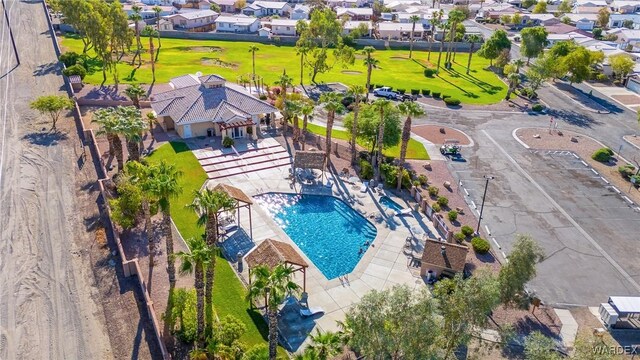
[60,35,506,104]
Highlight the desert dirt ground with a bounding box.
[0,1,157,359]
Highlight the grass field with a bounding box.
[61,35,506,104]
[306,122,430,160]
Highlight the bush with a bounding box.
[596,73,608,82]
[531,103,544,112]
[448,210,458,222]
[259,94,267,100]
[60,51,80,67]
[381,163,411,188]
[421,89,431,96]
[222,136,234,148]
[424,68,436,77]
[428,185,439,197]
[431,202,441,212]
[411,89,420,95]
[444,98,461,106]
[618,164,636,179]
[454,232,466,243]
[591,147,613,162]
[63,63,87,80]
[412,179,421,187]
[397,88,406,94]
[359,159,374,180]
[520,87,537,99]
[441,94,450,100]
[369,84,374,90]
[472,237,490,254]
[432,92,441,98]
[418,174,428,186]
[168,288,198,343]
[461,225,474,237]
[437,196,449,207]
[631,175,640,185]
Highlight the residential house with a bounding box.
[269,19,303,35]
[211,0,237,13]
[420,240,469,279]
[610,0,640,14]
[327,0,365,9]
[378,21,425,39]
[290,4,310,20]
[123,4,176,21]
[616,29,640,51]
[151,74,277,139]
[546,31,590,46]
[242,1,291,17]
[609,14,640,29]
[573,0,608,13]
[158,18,174,30]
[164,10,218,31]
[562,13,598,31]
[384,0,422,12]
[522,13,556,26]
[480,4,518,21]
[336,7,373,21]
[343,20,373,36]
[141,0,175,5]
[544,21,591,35]
[214,14,261,32]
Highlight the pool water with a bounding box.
[254,193,377,280]
[379,196,405,212]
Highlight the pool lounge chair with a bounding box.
[300,307,325,317]
[360,182,368,193]
[395,208,412,216]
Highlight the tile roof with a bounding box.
[421,239,468,274]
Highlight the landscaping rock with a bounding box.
[571,136,578,142]
[533,134,541,139]
[439,127,446,134]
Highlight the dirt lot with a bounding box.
[412,125,472,145]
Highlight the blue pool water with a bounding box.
[254,193,377,280]
[379,196,405,212]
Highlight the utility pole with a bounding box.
[476,175,494,235]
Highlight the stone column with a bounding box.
[251,125,258,140]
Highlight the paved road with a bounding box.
[0,1,113,358]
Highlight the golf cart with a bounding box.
[440,140,461,157]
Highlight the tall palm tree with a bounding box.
[141,26,158,83]
[148,161,183,287]
[248,45,260,80]
[124,83,146,109]
[153,5,162,59]
[129,5,143,67]
[117,106,147,163]
[124,161,157,266]
[465,34,482,75]
[296,45,310,85]
[409,15,421,59]
[347,84,366,165]
[285,99,303,146]
[445,10,465,69]
[513,58,525,73]
[246,264,301,360]
[505,72,520,100]
[175,236,215,348]
[362,46,376,100]
[300,103,314,151]
[434,10,445,73]
[372,99,391,183]
[93,107,125,172]
[397,102,425,190]
[188,189,237,334]
[319,92,345,166]
[308,329,342,360]
[274,71,293,135]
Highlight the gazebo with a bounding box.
[244,239,309,292]
[293,150,327,184]
[212,183,254,239]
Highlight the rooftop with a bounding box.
[244,239,309,269]
[212,183,254,204]
[215,14,259,25]
[250,1,289,9]
[336,7,374,15]
[168,9,218,19]
[421,239,468,274]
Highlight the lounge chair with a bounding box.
[359,182,368,193]
[300,307,325,317]
[222,223,238,232]
[395,208,412,216]
[325,180,334,188]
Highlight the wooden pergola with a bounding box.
[212,183,254,239]
[293,150,327,184]
[244,239,309,292]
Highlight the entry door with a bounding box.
[183,124,192,138]
[232,127,243,138]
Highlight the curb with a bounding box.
[622,135,640,151]
[412,124,475,148]
[581,81,639,114]
[546,83,611,114]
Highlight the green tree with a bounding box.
[129,4,144,67]
[248,45,260,80]
[116,106,146,162]
[362,46,378,100]
[207,315,247,360]
[609,53,635,81]
[308,329,342,360]
[108,1,133,87]
[597,7,610,28]
[243,344,269,360]
[533,0,547,13]
[372,99,392,183]
[477,29,511,66]
[563,46,599,84]
[175,236,215,348]
[347,84,366,165]
[141,26,158,83]
[246,264,301,360]
[505,72,520,100]
[409,15,421,59]
[319,91,344,166]
[295,42,311,85]
[124,83,146,109]
[285,99,302,146]
[30,95,74,130]
[397,102,424,190]
[466,34,483,75]
[153,5,163,56]
[274,71,294,135]
[93,107,125,172]
[445,10,466,68]
[123,161,158,267]
[300,103,314,151]
[511,12,523,27]
[59,0,95,54]
[520,26,548,64]
[109,175,143,229]
[83,0,112,84]
[513,58,525,73]
[498,234,545,306]
[558,0,572,14]
[343,103,401,154]
[524,331,561,360]
[433,9,446,72]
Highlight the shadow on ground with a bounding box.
[21,130,68,146]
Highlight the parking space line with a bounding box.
[492,237,501,249]
[482,130,640,293]
[484,225,491,235]
[590,168,599,176]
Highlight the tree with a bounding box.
[59,0,95,54]
[108,1,133,87]
[558,0,572,14]
[248,45,260,81]
[296,43,310,85]
[511,12,523,28]
[623,19,635,29]
[524,332,561,360]
[308,330,342,360]
[609,53,635,81]
[153,6,163,56]
[347,84,366,165]
[124,83,146,109]
[444,10,466,69]
[116,106,146,163]
[246,264,301,360]
[563,46,599,85]
[362,46,378,100]
[408,15,421,59]
[129,4,144,67]
[343,103,401,154]
[274,71,294,135]
[372,99,392,183]
[234,0,246,11]
[397,102,424,190]
[123,161,158,268]
[175,236,215,348]
[285,99,302,145]
[141,26,158,83]
[505,72,520,100]
[93,107,125,172]
[109,174,143,229]
[513,58,525,73]
[188,189,237,336]
[520,26,548,64]
[319,92,344,165]
[597,7,610,28]
[206,315,246,359]
[498,234,545,306]
[477,29,511,66]
[30,95,74,130]
[433,9,446,72]
[593,27,603,39]
[466,34,483,75]
[532,1,547,13]
[300,103,314,151]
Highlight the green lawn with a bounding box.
[61,35,506,104]
[146,142,273,349]
[306,122,430,160]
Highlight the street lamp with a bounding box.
[476,175,494,235]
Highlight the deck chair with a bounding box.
[395,208,412,216]
[300,307,325,317]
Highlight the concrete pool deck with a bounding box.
[208,164,441,352]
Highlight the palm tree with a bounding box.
[129,5,143,67]
[148,160,183,287]
[124,83,146,109]
[117,106,147,163]
[124,161,157,266]
[362,46,377,100]
[274,71,293,135]
[296,45,310,85]
[285,99,303,146]
[445,10,465,69]
[409,15,421,59]
[93,107,125,172]
[175,236,215,348]
[465,34,482,75]
[347,84,366,165]
[152,5,162,59]
[434,10,445,73]
[505,72,520,100]
[513,58,525,73]
[300,103,314,151]
[141,26,158,83]
[319,92,345,166]
[397,102,425,190]
[246,264,301,360]
[248,45,260,80]
[146,112,157,142]
[188,189,237,334]
[308,329,342,360]
[372,99,391,183]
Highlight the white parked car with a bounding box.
[373,87,401,100]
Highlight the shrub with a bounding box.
[222,136,234,148]
[259,94,268,100]
[520,87,537,99]
[381,163,411,188]
[448,210,458,222]
[369,84,374,90]
[531,103,544,112]
[424,68,436,77]
[432,202,441,212]
[418,174,428,186]
[437,196,449,207]
[168,288,198,343]
[60,51,80,67]
[396,88,405,94]
[359,159,374,180]
[472,237,490,254]
[618,164,636,179]
[454,232,466,243]
[631,174,640,185]
[461,225,474,237]
[421,89,431,96]
[412,179,421,187]
[63,63,87,80]
[444,98,461,106]
[441,94,450,100]
[411,89,419,95]
[591,147,613,162]
[432,91,441,98]
[428,185,439,197]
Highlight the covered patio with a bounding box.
[244,238,309,292]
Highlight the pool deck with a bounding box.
[208,166,441,352]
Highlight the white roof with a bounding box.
[293,4,310,12]
[563,13,598,22]
[574,0,608,5]
[343,20,372,29]
[609,296,640,314]
[270,19,303,26]
[251,1,289,9]
[215,15,259,25]
[169,9,218,19]
[526,13,555,21]
[379,22,424,31]
[611,0,640,7]
[336,7,373,16]
[548,32,589,41]
[620,29,640,39]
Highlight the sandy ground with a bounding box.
[411,125,472,145]
[0,2,155,359]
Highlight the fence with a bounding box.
[42,2,170,359]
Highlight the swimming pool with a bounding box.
[379,196,405,212]
[254,193,377,280]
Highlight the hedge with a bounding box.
[471,237,490,254]
[411,89,420,95]
[421,89,431,96]
[444,98,461,106]
[531,103,544,112]
[424,68,436,77]
[592,148,613,162]
[397,88,406,94]
[432,92,441,98]
[461,225,474,237]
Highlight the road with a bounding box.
[0,1,113,358]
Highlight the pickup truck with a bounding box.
[373,87,402,100]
